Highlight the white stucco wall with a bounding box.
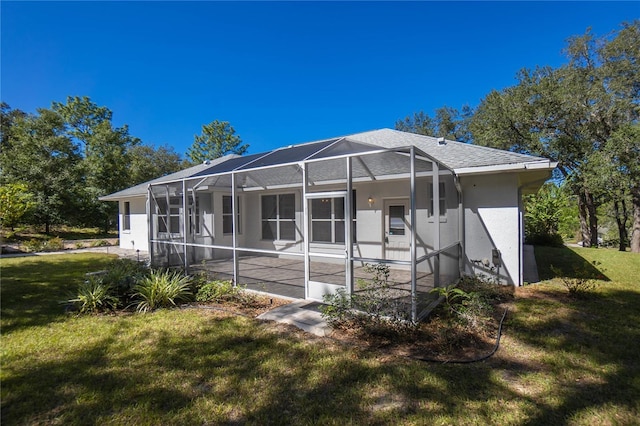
[118,197,148,252]
[461,173,522,286]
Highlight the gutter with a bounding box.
[454,160,557,176]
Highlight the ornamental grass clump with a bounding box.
[68,276,119,314]
[133,269,193,312]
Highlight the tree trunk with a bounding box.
[45,220,50,235]
[613,200,628,251]
[585,190,599,247]
[631,185,640,253]
[578,192,591,247]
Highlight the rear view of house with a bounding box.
[101,129,555,321]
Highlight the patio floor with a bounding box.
[191,255,436,301]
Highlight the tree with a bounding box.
[1,102,27,147]
[128,144,183,184]
[52,96,140,231]
[471,22,639,248]
[187,120,248,164]
[395,105,474,143]
[523,183,567,246]
[0,183,35,230]
[0,109,82,233]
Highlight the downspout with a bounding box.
[231,172,238,287]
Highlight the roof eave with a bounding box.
[453,160,557,176]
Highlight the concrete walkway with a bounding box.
[257,300,330,337]
[0,246,150,262]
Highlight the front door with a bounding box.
[384,199,410,260]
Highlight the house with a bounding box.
[101,128,556,321]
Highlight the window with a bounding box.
[222,195,241,235]
[156,197,182,235]
[262,193,295,240]
[123,201,131,231]
[311,197,345,243]
[429,182,446,217]
[388,205,405,235]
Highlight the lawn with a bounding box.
[1,249,639,425]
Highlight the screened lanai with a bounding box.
[148,137,462,321]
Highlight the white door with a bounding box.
[384,199,410,260]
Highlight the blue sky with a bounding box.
[2,1,638,155]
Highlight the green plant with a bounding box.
[321,263,415,334]
[133,269,193,312]
[68,276,118,313]
[22,238,43,252]
[90,239,110,247]
[102,258,149,301]
[196,279,236,302]
[75,242,85,249]
[431,284,471,313]
[551,265,599,297]
[42,236,65,251]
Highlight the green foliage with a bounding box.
[194,279,257,307]
[68,276,119,313]
[187,120,248,164]
[395,105,474,143]
[42,236,65,251]
[133,269,193,312]
[524,183,573,246]
[22,239,44,253]
[90,239,110,247]
[101,258,150,301]
[321,263,415,335]
[0,183,35,228]
[550,264,600,297]
[128,144,183,185]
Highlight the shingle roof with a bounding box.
[102,129,554,200]
[99,154,239,200]
[345,128,550,171]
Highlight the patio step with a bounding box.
[257,300,329,337]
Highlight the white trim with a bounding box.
[454,161,555,176]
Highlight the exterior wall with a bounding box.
[461,173,521,286]
[118,197,148,252]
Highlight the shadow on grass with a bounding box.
[534,245,609,281]
[506,286,640,425]
[0,254,117,333]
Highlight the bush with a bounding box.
[90,239,110,247]
[22,239,43,253]
[68,277,118,313]
[196,279,235,302]
[101,258,149,302]
[133,270,193,312]
[550,265,599,297]
[42,236,65,251]
[321,263,415,336]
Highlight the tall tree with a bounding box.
[128,144,183,184]
[395,105,474,143]
[471,22,639,248]
[187,120,248,164]
[0,109,82,233]
[52,96,139,231]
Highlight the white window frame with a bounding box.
[429,181,446,218]
[123,201,131,231]
[222,195,242,235]
[261,193,295,241]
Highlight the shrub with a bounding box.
[22,239,43,253]
[550,265,598,297]
[68,277,118,313]
[196,279,236,302]
[321,263,415,335]
[75,242,85,249]
[102,258,149,302]
[42,236,65,251]
[133,269,193,312]
[90,239,110,247]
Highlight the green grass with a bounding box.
[1,250,639,424]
